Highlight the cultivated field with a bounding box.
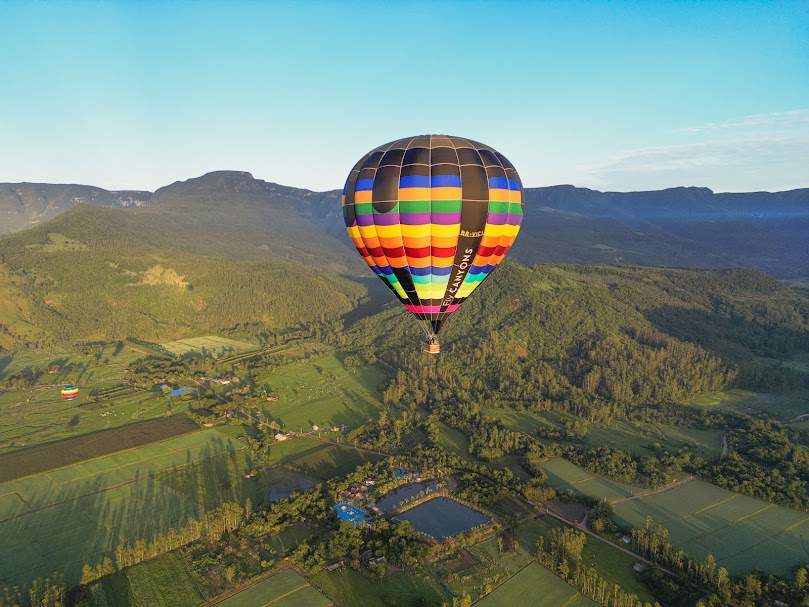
[613,479,809,576]
[491,409,723,460]
[79,551,204,607]
[160,335,257,357]
[284,443,384,481]
[537,458,643,501]
[313,569,442,607]
[217,569,330,607]
[0,429,255,589]
[254,354,386,432]
[0,415,198,483]
[0,344,182,452]
[474,562,597,607]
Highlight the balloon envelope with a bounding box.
[342,135,523,337]
[61,385,78,400]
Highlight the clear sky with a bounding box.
[1,1,807,193]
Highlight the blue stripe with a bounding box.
[508,179,521,190]
[488,177,509,189]
[355,179,374,191]
[408,265,453,277]
[431,174,462,188]
[399,175,430,188]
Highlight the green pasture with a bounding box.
[286,443,384,481]
[79,551,204,607]
[490,409,723,460]
[253,354,385,432]
[0,345,183,453]
[474,561,596,607]
[313,568,443,607]
[687,388,809,420]
[536,458,642,501]
[613,479,809,576]
[160,335,257,357]
[0,429,258,590]
[216,569,328,607]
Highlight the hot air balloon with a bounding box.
[342,135,523,353]
[61,385,79,400]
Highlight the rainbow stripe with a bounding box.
[61,385,79,400]
[343,135,523,334]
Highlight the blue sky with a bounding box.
[1,1,807,192]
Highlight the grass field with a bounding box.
[0,428,257,590]
[613,479,809,576]
[79,551,204,607]
[0,415,198,483]
[160,335,257,357]
[0,344,187,453]
[687,388,809,420]
[216,569,329,607]
[474,561,596,607]
[313,569,442,607]
[536,458,643,501]
[254,354,385,432]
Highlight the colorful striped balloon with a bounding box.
[342,135,523,351]
[61,385,79,400]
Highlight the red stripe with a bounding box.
[476,245,497,257]
[383,246,406,258]
[404,247,430,259]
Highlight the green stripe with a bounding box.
[510,203,524,215]
[354,202,374,215]
[398,200,431,213]
[430,200,462,213]
[488,201,510,214]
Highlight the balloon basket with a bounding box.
[422,340,440,354]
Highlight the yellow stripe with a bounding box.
[401,224,431,238]
[430,223,460,237]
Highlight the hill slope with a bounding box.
[0,183,151,234]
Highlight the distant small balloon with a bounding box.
[342,135,524,352]
[61,385,78,400]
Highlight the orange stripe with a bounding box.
[430,187,462,200]
[398,187,431,201]
[354,190,373,203]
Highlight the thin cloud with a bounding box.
[673,109,809,134]
[577,135,809,192]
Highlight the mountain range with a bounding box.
[3,172,807,281]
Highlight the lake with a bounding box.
[394,497,490,539]
[375,480,439,512]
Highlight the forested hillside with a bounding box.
[0,172,366,348]
[345,263,809,420]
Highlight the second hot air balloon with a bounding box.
[342,135,523,353]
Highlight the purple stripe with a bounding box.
[372,213,400,226]
[431,212,462,225]
[399,212,432,225]
[509,214,524,226]
[356,214,375,226]
[486,212,509,225]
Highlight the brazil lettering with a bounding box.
[459,229,483,237]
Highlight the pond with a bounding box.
[267,473,316,501]
[161,385,197,397]
[394,497,490,539]
[375,480,440,512]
